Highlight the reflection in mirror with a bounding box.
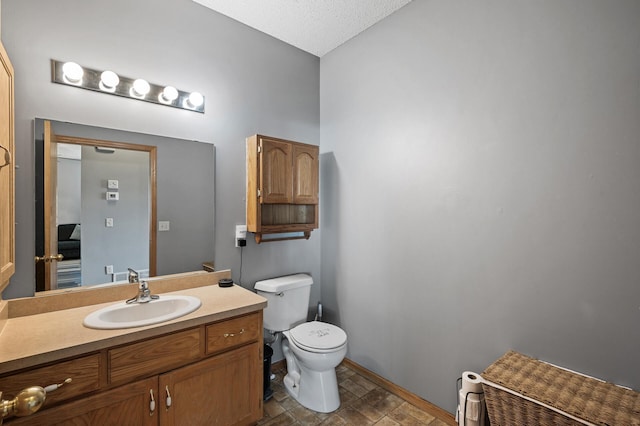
[33,119,215,294]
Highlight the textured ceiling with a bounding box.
[192,0,413,57]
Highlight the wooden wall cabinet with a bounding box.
[0,41,15,292]
[246,135,319,243]
[2,312,263,426]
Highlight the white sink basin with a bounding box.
[83,295,202,329]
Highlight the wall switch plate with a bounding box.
[107,179,119,189]
[105,265,114,274]
[159,221,170,231]
[106,191,119,200]
[105,217,114,227]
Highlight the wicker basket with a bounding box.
[481,351,640,426]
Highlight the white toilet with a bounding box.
[255,274,347,413]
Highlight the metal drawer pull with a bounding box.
[149,389,155,415]
[165,385,172,410]
[44,377,72,393]
[224,328,245,338]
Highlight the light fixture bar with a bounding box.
[51,59,205,113]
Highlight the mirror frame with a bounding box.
[35,131,157,292]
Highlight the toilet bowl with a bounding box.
[281,322,347,413]
[254,274,348,413]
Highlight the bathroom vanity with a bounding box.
[0,271,266,425]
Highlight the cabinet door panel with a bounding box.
[260,138,292,204]
[160,343,261,426]
[7,376,158,426]
[0,41,15,290]
[292,144,319,204]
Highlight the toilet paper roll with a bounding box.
[458,389,486,426]
[461,371,484,395]
[458,372,486,426]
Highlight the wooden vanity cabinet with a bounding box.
[159,343,261,425]
[0,41,15,290]
[246,135,319,243]
[7,376,159,426]
[4,311,263,426]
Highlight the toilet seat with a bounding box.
[289,321,347,353]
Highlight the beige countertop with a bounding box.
[0,271,266,375]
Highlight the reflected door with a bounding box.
[38,120,60,291]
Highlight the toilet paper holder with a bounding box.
[456,373,488,426]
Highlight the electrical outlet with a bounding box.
[105,217,114,227]
[159,221,170,231]
[105,265,114,274]
[235,225,247,248]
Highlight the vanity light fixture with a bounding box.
[131,78,151,98]
[62,61,83,85]
[99,70,120,92]
[159,86,179,104]
[51,59,205,113]
[185,91,204,109]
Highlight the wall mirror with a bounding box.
[33,118,215,293]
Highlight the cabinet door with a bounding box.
[7,376,158,426]
[260,138,292,204]
[292,143,319,204]
[159,343,262,426]
[0,41,15,290]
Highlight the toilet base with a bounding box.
[283,365,340,413]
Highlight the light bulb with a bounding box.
[100,70,120,91]
[186,92,204,108]
[131,79,150,97]
[159,86,178,103]
[62,62,83,84]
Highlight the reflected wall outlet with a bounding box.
[105,265,114,274]
[159,221,170,231]
[105,217,114,227]
[106,191,119,200]
[107,179,119,189]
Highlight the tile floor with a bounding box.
[258,363,454,425]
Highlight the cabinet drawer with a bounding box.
[206,312,261,355]
[109,328,200,384]
[0,354,100,408]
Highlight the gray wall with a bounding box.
[80,147,149,285]
[1,0,321,306]
[57,157,81,224]
[321,0,640,413]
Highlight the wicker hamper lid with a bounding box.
[482,351,640,426]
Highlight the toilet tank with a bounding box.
[254,274,313,332]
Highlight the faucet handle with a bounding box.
[128,268,140,283]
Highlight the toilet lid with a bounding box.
[289,321,347,351]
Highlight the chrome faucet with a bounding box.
[126,268,159,304]
[128,268,139,283]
